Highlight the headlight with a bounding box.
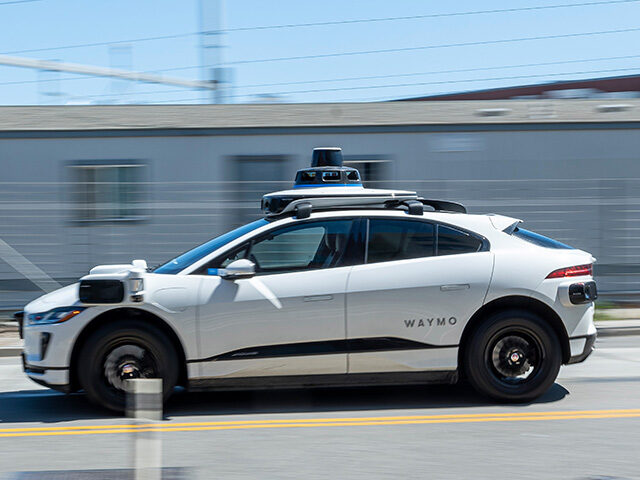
[130,277,144,293]
[28,306,86,325]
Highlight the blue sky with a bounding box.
[1,0,640,104]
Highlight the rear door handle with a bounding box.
[304,295,333,302]
[440,284,470,291]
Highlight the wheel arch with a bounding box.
[69,307,188,392]
[458,296,571,368]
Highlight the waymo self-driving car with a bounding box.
[18,147,597,411]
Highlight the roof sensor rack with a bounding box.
[261,147,467,217]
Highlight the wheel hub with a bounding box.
[491,335,536,378]
[104,344,156,392]
[119,362,141,380]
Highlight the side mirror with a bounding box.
[219,259,256,280]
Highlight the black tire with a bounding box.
[463,309,562,403]
[77,319,179,412]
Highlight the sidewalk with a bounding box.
[594,319,640,337]
[0,321,22,357]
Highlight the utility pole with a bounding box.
[199,0,230,103]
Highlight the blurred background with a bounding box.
[2,0,640,311]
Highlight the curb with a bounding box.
[596,326,640,337]
[0,347,22,358]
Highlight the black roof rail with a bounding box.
[267,195,466,218]
[384,198,467,214]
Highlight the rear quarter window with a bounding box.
[512,227,574,250]
[437,225,483,255]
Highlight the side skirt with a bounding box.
[188,370,459,392]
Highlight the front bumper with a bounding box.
[22,353,70,392]
[567,333,597,364]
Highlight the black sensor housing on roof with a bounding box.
[311,147,343,167]
[294,147,362,188]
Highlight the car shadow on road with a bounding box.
[164,382,570,418]
[0,383,569,423]
[0,390,112,423]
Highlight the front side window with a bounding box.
[154,219,269,274]
[367,219,435,264]
[198,219,360,275]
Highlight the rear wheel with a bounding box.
[464,310,561,402]
[77,319,179,412]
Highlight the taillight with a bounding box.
[546,264,592,279]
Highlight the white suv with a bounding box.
[18,149,597,411]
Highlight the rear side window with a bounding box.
[367,219,435,263]
[437,225,483,255]
[512,227,574,250]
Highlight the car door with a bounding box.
[346,217,493,374]
[194,217,362,379]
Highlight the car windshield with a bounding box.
[153,219,269,274]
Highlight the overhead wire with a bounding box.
[223,27,640,65]
[223,0,640,32]
[243,67,640,97]
[1,32,196,56]
[235,54,640,89]
[6,25,634,83]
[68,60,640,100]
[1,1,639,102]
[0,0,39,5]
[2,1,636,56]
[143,66,640,104]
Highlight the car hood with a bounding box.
[24,282,80,314]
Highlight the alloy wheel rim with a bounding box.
[103,343,158,392]
[486,329,544,385]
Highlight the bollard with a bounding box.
[126,378,163,421]
[126,378,163,480]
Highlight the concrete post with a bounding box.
[126,378,163,480]
[126,378,163,421]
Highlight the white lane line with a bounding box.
[0,238,61,293]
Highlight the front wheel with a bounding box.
[77,319,179,412]
[463,310,562,403]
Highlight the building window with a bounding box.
[232,156,289,227]
[69,163,146,222]
[343,156,391,188]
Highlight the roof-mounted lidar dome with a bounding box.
[294,147,362,188]
[311,147,343,167]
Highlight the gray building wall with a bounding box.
[1,103,639,308]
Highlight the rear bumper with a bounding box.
[567,333,597,364]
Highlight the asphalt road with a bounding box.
[0,335,639,480]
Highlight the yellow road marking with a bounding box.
[1,408,639,438]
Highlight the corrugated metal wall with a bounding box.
[1,127,639,308]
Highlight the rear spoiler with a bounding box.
[487,214,522,232]
[502,220,522,235]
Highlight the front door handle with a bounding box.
[440,284,470,292]
[304,295,333,302]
